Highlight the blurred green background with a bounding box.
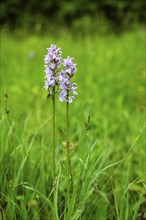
[0,0,146,219]
[0,0,146,34]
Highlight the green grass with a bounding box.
[0,30,145,220]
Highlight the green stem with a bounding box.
[66,96,73,195]
[52,86,56,182]
[52,86,59,220]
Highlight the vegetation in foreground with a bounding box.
[0,30,145,220]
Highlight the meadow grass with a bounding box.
[0,30,145,220]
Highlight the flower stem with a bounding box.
[66,97,73,196]
[52,86,56,182]
[52,86,59,220]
